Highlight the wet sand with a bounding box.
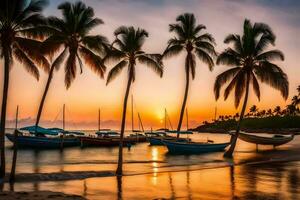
[2,132,300,199]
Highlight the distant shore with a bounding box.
[192,115,300,134]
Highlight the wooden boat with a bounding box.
[7,105,83,149]
[163,140,230,154]
[79,136,134,147]
[234,131,294,146]
[146,132,190,145]
[5,133,80,149]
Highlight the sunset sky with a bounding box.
[2,0,300,130]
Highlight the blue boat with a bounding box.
[146,132,191,145]
[5,133,80,149]
[162,140,230,154]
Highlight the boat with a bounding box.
[162,140,230,154]
[127,95,147,143]
[232,131,294,146]
[145,132,190,145]
[5,104,83,149]
[79,136,133,147]
[5,133,80,149]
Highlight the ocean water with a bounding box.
[2,130,300,199]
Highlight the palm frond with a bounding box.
[195,33,216,45]
[256,50,284,62]
[251,72,260,100]
[137,54,163,77]
[195,41,217,57]
[254,33,275,55]
[224,34,243,54]
[48,48,66,71]
[64,52,77,89]
[13,46,39,80]
[195,48,214,71]
[189,53,196,79]
[223,70,244,100]
[254,61,289,99]
[234,72,247,108]
[79,46,106,78]
[40,35,65,56]
[214,67,241,100]
[15,37,50,72]
[163,44,183,58]
[217,48,241,66]
[81,35,109,55]
[106,60,128,85]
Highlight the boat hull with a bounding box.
[79,137,134,147]
[5,134,80,149]
[148,137,191,146]
[238,131,294,146]
[163,140,230,154]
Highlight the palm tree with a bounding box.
[266,109,272,117]
[249,105,258,117]
[106,26,163,175]
[35,1,108,128]
[163,13,216,138]
[0,0,49,178]
[297,85,300,96]
[214,19,289,157]
[273,106,281,116]
[286,104,298,116]
[292,95,300,108]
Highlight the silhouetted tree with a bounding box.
[214,19,288,157]
[106,26,163,175]
[35,1,108,128]
[163,13,216,138]
[0,0,49,178]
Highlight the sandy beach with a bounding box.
[1,132,300,199]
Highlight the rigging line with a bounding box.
[66,106,80,131]
[52,107,62,125]
[165,109,173,130]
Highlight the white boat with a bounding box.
[230,131,294,146]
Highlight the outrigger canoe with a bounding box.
[233,131,294,146]
[162,140,230,154]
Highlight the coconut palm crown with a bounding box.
[41,1,108,88]
[214,19,289,157]
[163,13,216,138]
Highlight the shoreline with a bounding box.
[2,151,300,183]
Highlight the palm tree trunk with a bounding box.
[35,65,55,128]
[0,51,10,178]
[116,67,133,176]
[9,130,18,182]
[176,54,190,138]
[224,73,250,158]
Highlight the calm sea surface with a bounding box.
[2,130,300,199]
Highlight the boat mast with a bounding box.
[214,106,217,121]
[186,108,189,130]
[98,108,101,131]
[166,109,173,130]
[63,104,65,130]
[15,105,19,129]
[131,95,134,132]
[138,113,144,132]
[164,108,167,130]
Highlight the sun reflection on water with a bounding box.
[151,147,159,185]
